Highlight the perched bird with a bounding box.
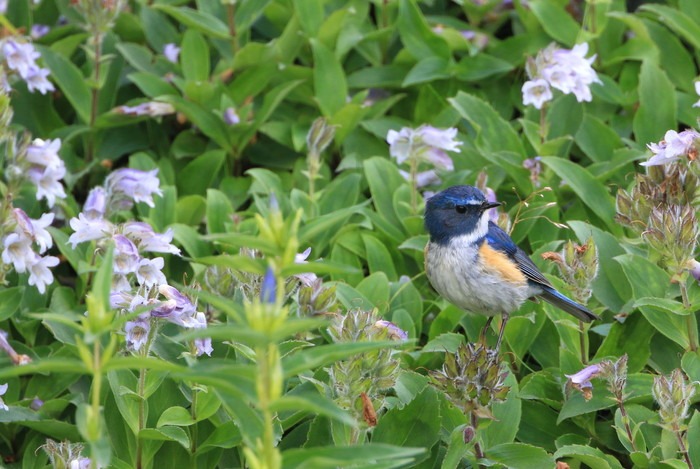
[424,185,599,349]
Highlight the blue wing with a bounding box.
[484,222,552,288]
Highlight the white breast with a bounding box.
[425,235,531,316]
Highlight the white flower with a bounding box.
[224,107,240,125]
[125,317,150,351]
[419,126,462,153]
[28,165,66,207]
[522,79,553,109]
[112,274,131,292]
[0,383,8,411]
[30,212,54,254]
[294,247,317,286]
[24,66,55,94]
[136,257,166,288]
[2,39,39,78]
[387,125,461,167]
[84,187,107,219]
[163,43,180,63]
[117,102,175,117]
[27,254,59,293]
[399,169,441,188]
[68,213,113,247]
[386,127,414,165]
[2,232,34,273]
[26,138,62,170]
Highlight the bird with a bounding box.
[424,185,599,350]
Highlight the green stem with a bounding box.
[257,345,278,469]
[190,386,198,466]
[673,422,694,469]
[680,282,698,352]
[90,340,102,469]
[226,3,239,54]
[470,411,484,468]
[617,398,637,452]
[136,366,146,469]
[539,104,548,144]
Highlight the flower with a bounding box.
[386,125,460,169]
[522,78,553,110]
[224,107,240,125]
[2,232,35,272]
[26,138,62,169]
[163,43,180,63]
[125,317,150,352]
[123,222,180,255]
[2,39,40,78]
[68,213,113,247]
[27,254,59,293]
[117,102,175,117]
[399,169,441,188]
[260,267,277,304]
[0,383,8,411]
[192,312,213,357]
[113,234,140,275]
[135,257,166,288]
[25,66,55,94]
[374,320,408,340]
[523,43,600,108]
[153,285,197,324]
[106,168,163,208]
[31,24,50,39]
[27,165,66,207]
[84,187,107,219]
[294,248,317,286]
[566,363,603,400]
[642,129,700,166]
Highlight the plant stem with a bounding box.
[539,105,547,143]
[673,422,694,469]
[90,340,102,469]
[470,411,484,468]
[226,3,239,54]
[616,399,637,452]
[579,320,588,364]
[136,366,147,469]
[680,282,698,352]
[256,344,280,469]
[190,386,198,466]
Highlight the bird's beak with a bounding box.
[482,201,501,210]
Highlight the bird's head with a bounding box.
[424,185,501,244]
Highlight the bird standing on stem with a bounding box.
[424,185,599,350]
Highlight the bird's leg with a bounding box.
[495,313,510,351]
[479,317,494,346]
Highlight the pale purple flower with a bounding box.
[123,222,180,255]
[224,107,240,125]
[111,274,131,293]
[163,43,180,63]
[484,187,500,223]
[135,257,166,288]
[106,168,163,208]
[191,312,213,357]
[2,39,40,78]
[84,187,107,219]
[113,234,139,275]
[110,290,133,309]
[125,317,150,351]
[294,248,317,286]
[68,213,113,248]
[25,66,55,94]
[0,0,7,14]
[399,169,441,188]
[31,24,50,39]
[0,383,8,411]
[694,82,700,108]
[642,129,700,166]
[27,254,59,293]
[522,79,553,109]
[12,208,35,238]
[26,138,62,169]
[689,260,700,282]
[565,363,602,391]
[118,102,175,117]
[27,164,66,207]
[2,232,34,272]
[374,320,408,340]
[523,156,543,187]
[153,285,196,324]
[387,125,461,167]
[69,457,91,469]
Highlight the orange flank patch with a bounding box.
[479,243,527,285]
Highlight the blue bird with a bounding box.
[424,185,599,349]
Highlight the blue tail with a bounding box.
[537,286,599,322]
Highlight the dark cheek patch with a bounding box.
[479,243,527,285]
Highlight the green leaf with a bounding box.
[0,287,23,321]
[402,57,452,87]
[356,272,391,310]
[614,254,670,300]
[178,150,225,196]
[453,54,514,82]
[206,189,234,235]
[362,234,398,281]
[372,386,441,449]
[640,4,700,50]
[449,92,525,157]
[397,0,450,61]
[539,157,618,233]
[139,426,190,449]
[633,60,676,147]
[311,39,348,117]
[363,157,406,235]
[270,394,355,426]
[282,341,402,378]
[294,0,324,37]
[39,47,91,123]
[282,444,425,469]
[688,411,700,468]
[486,443,555,469]
[528,0,579,46]
[156,406,195,427]
[153,5,230,39]
[180,29,210,83]
[554,444,625,469]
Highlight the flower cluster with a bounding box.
[1,38,55,95]
[542,237,599,306]
[642,129,700,167]
[1,209,59,293]
[522,43,601,109]
[23,138,67,207]
[387,125,461,188]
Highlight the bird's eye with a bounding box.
[455,205,467,214]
